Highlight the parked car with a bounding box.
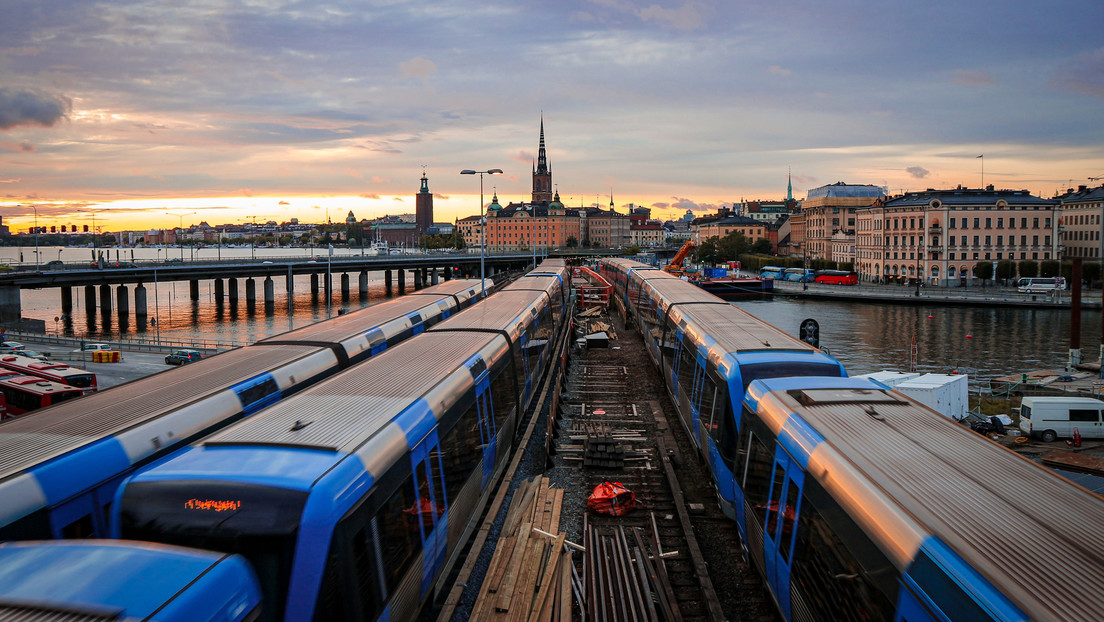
[165,349,202,365]
[72,343,112,354]
[0,342,26,353]
[17,350,49,361]
[43,260,65,271]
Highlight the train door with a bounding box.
[690,351,707,442]
[474,371,498,487]
[410,431,448,598]
[671,328,684,397]
[518,333,532,404]
[762,446,805,621]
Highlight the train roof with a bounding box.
[749,375,1104,621]
[205,332,500,458]
[256,279,483,345]
[675,302,820,354]
[0,540,258,620]
[642,277,724,306]
[430,289,552,338]
[0,345,326,484]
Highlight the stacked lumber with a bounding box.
[471,477,582,621]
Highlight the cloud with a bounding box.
[671,197,713,211]
[768,65,792,77]
[512,150,536,165]
[0,178,20,184]
[434,193,449,200]
[0,88,71,130]
[399,57,437,80]
[0,141,34,152]
[906,166,930,179]
[637,3,706,31]
[278,200,290,205]
[1051,47,1104,99]
[951,69,996,87]
[359,193,380,199]
[393,197,405,202]
[651,202,670,209]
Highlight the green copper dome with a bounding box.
[488,192,503,211]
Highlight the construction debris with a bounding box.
[471,476,578,621]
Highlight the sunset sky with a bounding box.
[2,0,1103,234]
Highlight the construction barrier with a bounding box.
[92,351,121,363]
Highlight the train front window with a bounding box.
[118,480,308,622]
[739,361,842,391]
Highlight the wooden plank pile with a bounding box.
[471,476,582,621]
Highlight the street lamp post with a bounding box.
[31,205,39,271]
[165,211,196,261]
[460,168,503,296]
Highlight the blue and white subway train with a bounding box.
[0,539,262,621]
[0,278,489,542]
[600,257,846,518]
[114,262,570,622]
[602,257,1104,621]
[738,375,1104,621]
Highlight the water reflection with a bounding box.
[734,298,1101,390]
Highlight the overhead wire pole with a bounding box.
[460,168,503,297]
[165,211,196,261]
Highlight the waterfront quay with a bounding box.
[0,252,535,325]
[768,278,1103,309]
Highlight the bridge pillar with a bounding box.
[0,286,19,324]
[340,273,350,299]
[413,269,422,290]
[324,272,332,300]
[264,277,275,306]
[431,268,439,285]
[246,278,256,302]
[359,271,369,299]
[310,273,319,294]
[99,284,112,313]
[228,278,238,303]
[214,278,224,301]
[135,284,147,318]
[84,285,96,315]
[384,270,392,295]
[398,269,406,294]
[189,279,199,301]
[444,266,452,281]
[422,268,429,288]
[116,284,129,318]
[61,287,73,315]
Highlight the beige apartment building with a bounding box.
[1059,185,1104,260]
[803,182,885,260]
[855,187,1059,285]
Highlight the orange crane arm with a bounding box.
[664,240,695,273]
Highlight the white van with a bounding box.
[1018,396,1104,441]
[1017,277,1065,294]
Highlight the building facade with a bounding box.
[1058,185,1104,260]
[855,187,1060,284]
[803,182,885,260]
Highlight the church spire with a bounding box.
[536,115,549,175]
[787,167,793,202]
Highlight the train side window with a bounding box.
[791,479,896,621]
[908,551,990,621]
[778,478,800,563]
[711,400,737,470]
[765,464,786,535]
[677,339,695,398]
[490,363,517,431]
[61,514,95,539]
[313,542,350,620]
[742,433,774,528]
[374,474,422,594]
[438,400,482,502]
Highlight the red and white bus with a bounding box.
[0,355,97,394]
[813,270,859,285]
[0,375,83,417]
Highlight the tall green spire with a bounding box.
[787,167,793,201]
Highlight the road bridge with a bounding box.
[0,253,536,324]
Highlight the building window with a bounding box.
[985,218,992,229]
[985,235,991,246]
[997,218,1003,229]
[973,218,980,229]
[950,217,956,228]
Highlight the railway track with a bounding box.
[553,318,728,622]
